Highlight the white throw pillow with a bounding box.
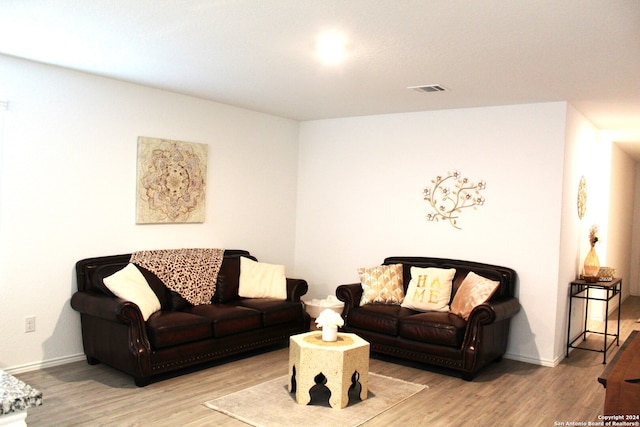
[401,267,455,312]
[103,263,161,321]
[238,257,287,300]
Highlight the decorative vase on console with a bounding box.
[583,225,600,283]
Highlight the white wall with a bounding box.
[631,162,640,296]
[2,55,633,372]
[563,128,636,324]
[605,144,636,300]
[560,105,604,355]
[295,103,569,365]
[0,55,300,371]
[606,143,636,301]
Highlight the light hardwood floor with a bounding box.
[15,296,640,426]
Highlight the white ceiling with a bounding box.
[1,0,639,157]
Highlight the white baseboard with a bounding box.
[504,352,558,367]
[5,350,567,375]
[5,354,85,375]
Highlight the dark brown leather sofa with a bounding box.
[336,256,520,380]
[71,250,310,386]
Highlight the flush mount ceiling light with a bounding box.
[316,31,348,65]
[408,84,448,93]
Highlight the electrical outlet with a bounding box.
[25,316,36,333]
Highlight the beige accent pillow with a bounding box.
[450,271,500,320]
[238,257,287,300]
[401,267,455,312]
[103,263,162,321]
[358,264,404,306]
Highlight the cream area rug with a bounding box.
[204,373,427,427]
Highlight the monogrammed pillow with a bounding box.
[401,267,456,312]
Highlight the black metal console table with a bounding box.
[566,278,621,364]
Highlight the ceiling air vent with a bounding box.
[408,84,448,93]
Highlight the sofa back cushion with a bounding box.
[77,250,256,308]
[383,256,516,303]
[213,251,256,303]
[136,265,172,309]
[90,262,126,297]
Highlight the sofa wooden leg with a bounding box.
[86,356,100,365]
[134,377,150,387]
[461,372,474,381]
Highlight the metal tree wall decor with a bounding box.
[423,170,486,229]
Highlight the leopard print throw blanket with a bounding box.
[130,248,224,306]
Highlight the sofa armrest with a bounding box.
[336,283,363,318]
[71,291,147,325]
[71,290,151,381]
[464,297,521,350]
[468,297,521,326]
[286,278,309,302]
[461,297,520,374]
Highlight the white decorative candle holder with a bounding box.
[315,308,344,342]
[322,324,338,342]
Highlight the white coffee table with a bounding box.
[288,331,369,409]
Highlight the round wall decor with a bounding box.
[577,176,587,219]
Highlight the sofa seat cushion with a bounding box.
[184,304,262,338]
[347,304,417,335]
[146,311,212,349]
[398,312,467,348]
[234,299,304,327]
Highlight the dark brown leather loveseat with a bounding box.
[71,249,310,386]
[336,256,520,380]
